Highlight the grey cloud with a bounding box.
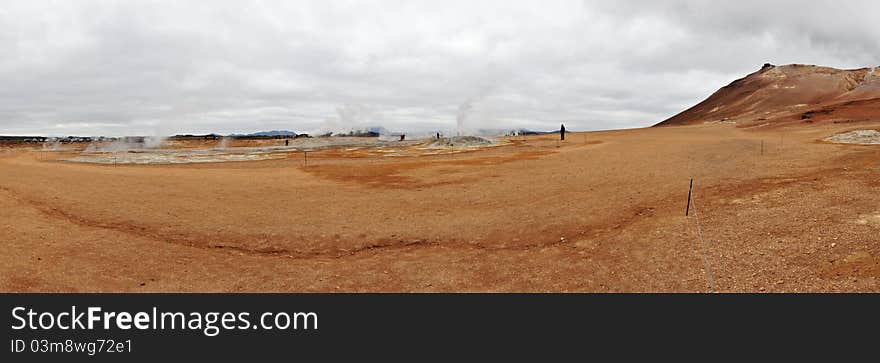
[1,0,878,136]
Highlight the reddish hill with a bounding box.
[655,63,880,127]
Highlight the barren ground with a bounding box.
[1,123,879,292]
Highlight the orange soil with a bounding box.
[1,123,879,292]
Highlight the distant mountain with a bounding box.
[321,127,388,137]
[655,63,880,127]
[367,126,389,134]
[514,128,555,135]
[492,128,557,136]
[236,130,298,137]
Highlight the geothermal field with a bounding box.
[2,64,880,293]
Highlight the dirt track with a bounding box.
[1,123,879,292]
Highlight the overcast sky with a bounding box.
[2,0,879,136]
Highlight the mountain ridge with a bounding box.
[654,63,880,127]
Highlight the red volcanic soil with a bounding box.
[656,63,880,128]
[1,122,879,292]
[2,64,880,293]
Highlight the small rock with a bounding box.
[759,287,765,291]
[139,282,146,286]
[831,243,837,248]
[776,280,784,285]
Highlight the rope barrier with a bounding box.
[687,181,715,293]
